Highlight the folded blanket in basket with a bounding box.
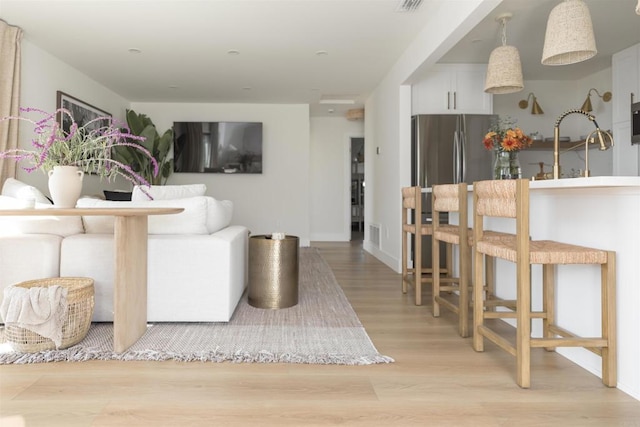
[0,285,68,348]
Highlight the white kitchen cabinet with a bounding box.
[412,64,493,115]
[612,43,640,176]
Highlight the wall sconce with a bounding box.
[518,93,544,114]
[542,0,597,66]
[484,13,524,94]
[581,88,612,112]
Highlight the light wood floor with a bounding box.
[1,241,639,426]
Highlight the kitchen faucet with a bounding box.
[552,109,614,179]
[582,128,614,177]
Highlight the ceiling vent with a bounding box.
[396,0,423,12]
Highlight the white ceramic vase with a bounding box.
[48,166,84,208]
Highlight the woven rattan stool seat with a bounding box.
[477,239,609,264]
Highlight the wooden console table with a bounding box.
[0,207,183,352]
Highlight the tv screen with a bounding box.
[173,121,263,173]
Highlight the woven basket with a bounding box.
[4,277,95,352]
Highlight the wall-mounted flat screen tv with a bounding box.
[173,121,263,174]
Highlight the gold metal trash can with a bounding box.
[248,235,299,309]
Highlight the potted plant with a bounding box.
[0,107,157,206]
[111,109,173,186]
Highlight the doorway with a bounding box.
[351,137,364,241]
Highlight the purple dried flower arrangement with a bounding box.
[0,107,158,188]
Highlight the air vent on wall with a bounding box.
[369,224,380,248]
[396,0,423,12]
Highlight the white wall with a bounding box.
[309,116,363,242]
[15,41,313,244]
[494,68,614,179]
[364,0,501,271]
[16,40,131,196]
[130,102,311,245]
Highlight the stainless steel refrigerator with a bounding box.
[411,114,496,268]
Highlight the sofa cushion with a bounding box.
[1,178,51,204]
[77,196,210,235]
[0,195,84,237]
[131,184,207,201]
[206,198,233,234]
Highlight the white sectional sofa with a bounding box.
[0,180,248,322]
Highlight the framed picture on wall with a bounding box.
[56,91,111,134]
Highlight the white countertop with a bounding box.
[529,176,640,189]
[423,176,640,192]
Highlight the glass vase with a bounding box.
[493,150,522,180]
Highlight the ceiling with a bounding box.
[439,0,640,81]
[1,0,639,118]
[0,0,436,117]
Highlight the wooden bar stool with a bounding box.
[401,186,453,306]
[432,183,503,337]
[432,183,472,336]
[472,179,616,388]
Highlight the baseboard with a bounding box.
[363,240,399,273]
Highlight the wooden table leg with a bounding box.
[113,215,148,352]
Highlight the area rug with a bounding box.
[0,247,393,365]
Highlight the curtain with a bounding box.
[0,20,22,186]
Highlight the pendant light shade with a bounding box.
[484,13,523,94]
[542,0,597,66]
[485,45,524,94]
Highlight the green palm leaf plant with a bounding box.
[113,110,173,185]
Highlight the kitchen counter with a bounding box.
[529,175,640,189]
[441,177,640,399]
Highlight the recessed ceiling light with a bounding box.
[471,39,483,44]
[169,85,179,89]
[242,86,252,91]
[128,48,142,54]
[227,49,240,55]
[328,108,335,114]
[315,50,328,56]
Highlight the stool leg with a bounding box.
[484,256,495,311]
[401,230,408,294]
[415,234,422,306]
[459,243,470,337]
[473,246,484,352]
[542,264,556,352]
[602,252,617,387]
[516,260,532,389]
[432,235,441,317]
[445,243,453,278]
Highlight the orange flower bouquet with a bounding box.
[483,117,532,179]
[483,116,533,152]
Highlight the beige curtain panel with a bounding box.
[0,20,22,185]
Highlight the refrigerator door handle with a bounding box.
[460,129,467,182]
[453,130,460,184]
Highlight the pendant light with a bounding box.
[542,0,597,66]
[484,13,524,94]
